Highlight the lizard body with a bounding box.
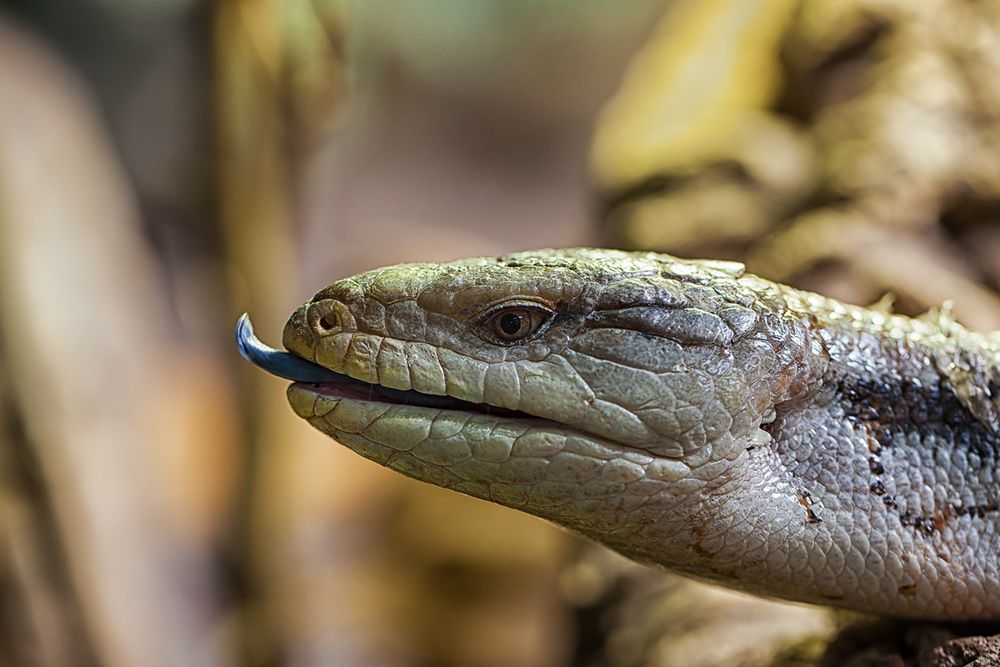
[239,248,1000,619]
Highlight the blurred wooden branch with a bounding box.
[212,2,386,665]
[0,16,231,667]
[0,367,85,667]
[593,0,1000,333]
[590,0,804,191]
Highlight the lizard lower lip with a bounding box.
[237,313,528,417]
[290,382,527,418]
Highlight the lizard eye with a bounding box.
[478,302,553,344]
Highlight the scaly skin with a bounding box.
[274,248,999,620]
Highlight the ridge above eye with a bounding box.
[476,300,554,344]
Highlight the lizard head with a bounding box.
[245,248,826,565]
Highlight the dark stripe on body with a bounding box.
[836,375,999,535]
[838,376,999,462]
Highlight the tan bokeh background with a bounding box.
[1,1,998,666]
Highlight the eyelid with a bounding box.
[478,298,554,320]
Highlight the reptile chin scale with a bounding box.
[240,248,1000,621]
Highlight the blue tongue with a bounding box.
[236,313,344,383]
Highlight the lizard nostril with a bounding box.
[308,299,353,335]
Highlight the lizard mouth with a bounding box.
[236,314,529,419]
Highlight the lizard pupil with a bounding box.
[499,313,523,336]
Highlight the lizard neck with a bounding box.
[746,301,1000,618]
[587,289,1000,619]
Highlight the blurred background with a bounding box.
[1,1,999,666]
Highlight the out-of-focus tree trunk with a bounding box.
[212,2,395,665]
[0,15,235,667]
